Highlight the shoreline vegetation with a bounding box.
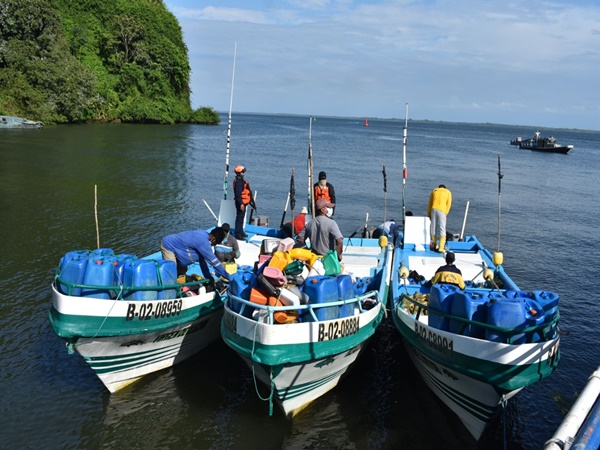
[0,0,220,126]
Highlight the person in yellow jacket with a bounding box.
[427,184,452,252]
[430,252,465,289]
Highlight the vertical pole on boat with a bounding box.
[290,168,296,225]
[492,154,505,269]
[307,116,315,216]
[382,165,387,222]
[402,103,408,226]
[223,42,237,200]
[94,184,100,248]
[460,201,470,241]
[497,154,503,252]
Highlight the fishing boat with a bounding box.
[389,157,561,440]
[1,115,44,129]
[515,131,573,154]
[545,365,600,450]
[221,221,393,416]
[49,248,229,392]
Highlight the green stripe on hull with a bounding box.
[276,367,345,401]
[222,310,383,366]
[415,353,496,423]
[85,344,180,374]
[49,298,223,339]
[392,311,559,391]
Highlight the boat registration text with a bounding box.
[415,322,454,352]
[318,316,360,342]
[125,299,183,321]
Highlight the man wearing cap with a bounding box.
[297,198,343,261]
[215,223,240,263]
[314,171,336,215]
[161,227,230,280]
[430,251,465,289]
[233,165,256,240]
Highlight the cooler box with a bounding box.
[260,238,281,255]
[428,284,460,331]
[303,276,339,322]
[251,216,269,226]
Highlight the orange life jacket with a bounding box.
[234,179,252,205]
[314,185,331,202]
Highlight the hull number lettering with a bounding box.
[318,316,360,342]
[125,299,183,321]
[415,322,454,352]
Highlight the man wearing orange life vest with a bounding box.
[427,184,452,253]
[314,171,336,215]
[233,165,255,240]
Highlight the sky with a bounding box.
[165,0,600,131]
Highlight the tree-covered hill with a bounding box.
[0,0,219,124]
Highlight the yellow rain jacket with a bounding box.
[428,186,452,215]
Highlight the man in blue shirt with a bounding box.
[161,227,230,280]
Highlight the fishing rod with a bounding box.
[202,198,218,222]
[382,165,387,222]
[94,185,100,248]
[223,42,237,200]
[344,212,370,251]
[307,116,315,217]
[497,153,503,253]
[402,103,408,225]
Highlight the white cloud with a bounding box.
[168,0,600,130]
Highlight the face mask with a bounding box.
[326,207,333,217]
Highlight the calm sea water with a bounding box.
[1,114,599,449]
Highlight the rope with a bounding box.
[93,298,120,338]
[249,315,275,415]
[501,394,508,450]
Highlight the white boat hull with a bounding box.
[73,311,223,392]
[240,342,364,415]
[50,279,225,392]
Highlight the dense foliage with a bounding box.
[0,0,219,124]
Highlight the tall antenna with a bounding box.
[223,42,237,200]
[402,102,408,224]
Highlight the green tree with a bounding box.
[0,0,219,124]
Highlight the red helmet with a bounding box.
[234,165,246,174]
